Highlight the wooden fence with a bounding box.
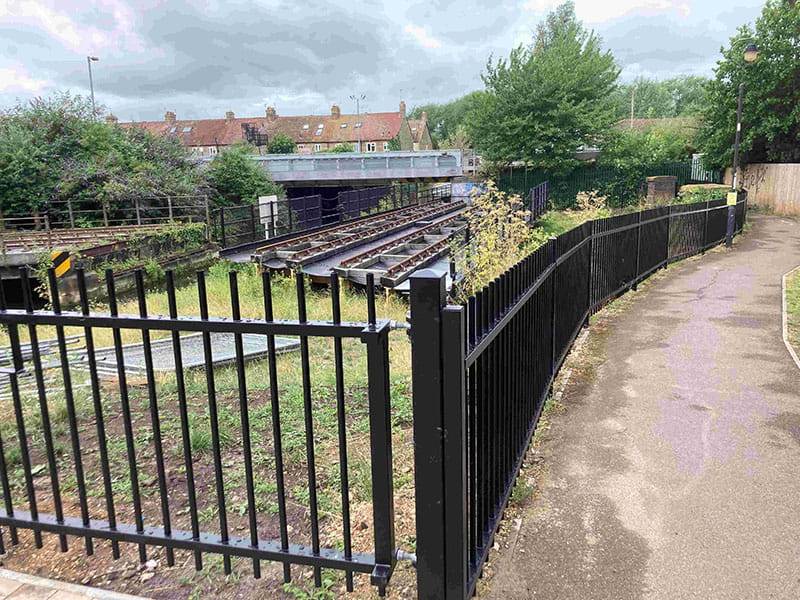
[725,163,800,215]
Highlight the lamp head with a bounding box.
[743,43,759,64]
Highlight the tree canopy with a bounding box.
[611,76,709,120]
[204,142,282,205]
[699,0,800,169]
[409,91,486,148]
[266,132,296,154]
[0,93,202,217]
[466,1,619,172]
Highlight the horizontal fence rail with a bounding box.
[0,267,396,594]
[410,192,747,599]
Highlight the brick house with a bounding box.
[408,111,433,151]
[118,101,429,156]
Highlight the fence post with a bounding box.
[702,200,710,253]
[585,221,595,326]
[204,197,212,241]
[219,207,227,247]
[548,237,558,380]
[135,198,142,226]
[410,270,448,599]
[250,204,257,242]
[102,201,109,227]
[168,196,174,222]
[665,204,673,267]
[632,210,642,291]
[67,198,75,228]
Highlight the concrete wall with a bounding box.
[725,163,800,215]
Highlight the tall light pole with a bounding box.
[726,42,759,247]
[87,56,99,119]
[350,93,365,152]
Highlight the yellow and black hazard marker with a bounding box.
[51,250,71,277]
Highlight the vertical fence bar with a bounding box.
[442,305,467,599]
[197,271,232,574]
[165,271,202,571]
[67,198,75,228]
[134,271,174,566]
[250,204,257,242]
[20,270,67,552]
[633,210,642,290]
[105,271,146,562]
[47,269,93,555]
[262,272,291,583]
[219,208,227,247]
[76,270,119,558]
[364,274,395,596]
[135,198,142,225]
[410,270,448,599]
[295,272,322,587]
[330,273,354,591]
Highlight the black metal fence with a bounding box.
[214,184,451,250]
[527,181,549,221]
[499,161,725,209]
[408,193,747,599]
[0,268,396,594]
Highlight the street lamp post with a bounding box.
[349,93,365,152]
[87,56,99,119]
[726,43,758,248]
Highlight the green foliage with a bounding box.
[409,91,487,148]
[467,2,619,172]
[328,142,354,153]
[596,123,698,205]
[266,133,296,154]
[205,142,283,205]
[0,92,202,217]
[387,135,402,151]
[611,76,709,120]
[699,0,800,169]
[676,185,729,204]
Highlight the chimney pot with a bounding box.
[165,111,176,122]
[331,104,341,118]
[266,106,277,121]
[226,110,235,120]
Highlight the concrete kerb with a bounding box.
[0,568,149,599]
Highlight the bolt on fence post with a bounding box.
[409,270,448,599]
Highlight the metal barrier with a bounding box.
[0,268,395,595]
[408,193,747,599]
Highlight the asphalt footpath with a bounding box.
[486,213,800,600]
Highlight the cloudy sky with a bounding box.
[0,0,765,121]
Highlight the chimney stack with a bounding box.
[105,114,119,124]
[331,104,341,118]
[165,111,176,123]
[421,110,428,122]
[225,110,235,120]
[266,106,277,121]
[399,100,406,118]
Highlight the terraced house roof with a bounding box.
[121,103,408,147]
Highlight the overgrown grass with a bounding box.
[786,267,800,354]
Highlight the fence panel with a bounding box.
[412,195,747,599]
[0,268,396,595]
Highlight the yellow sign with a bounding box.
[726,191,738,206]
[51,250,71,277]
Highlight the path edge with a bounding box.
[781,265,800,371]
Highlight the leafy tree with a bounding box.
[611,76,709,120]
[467,1,619,173]
[410,91,487,148]
[0,92,202,219]
[699,0,800,169]
[328,142,354,153]
[267,133,296,154]
[205,142,283,205]
[387,136,401,151]
[441,124,471,152]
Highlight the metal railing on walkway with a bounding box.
[408,193,747,599]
